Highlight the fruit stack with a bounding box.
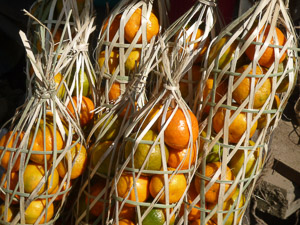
[193,0,299,224]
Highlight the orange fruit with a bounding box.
[23,163,59,195]
[25,199,54,224]
[51,179,72,201]
[202,78,228,114]
[28,119,64,164]
[115,219,135,225]
[109,82,121,101]
[179,64,201,98]
[57,142,87,179]
[102,14,122,41]
[54,72,66,98]
[124,8,159,43]
[124,129,169,171]
[98,50,119,74]
[140,104,163,131]
[119,205,136,221]
[245,25,286,68]
[233,65,271,109]
[157,108,199,149]
[0,131,24,171]
[212,106,258,144]
[257,94,281,129]
[117,173,149,207]
[149,168,187,203]
[0,204,14,222]
[194,162,236,204]
[125,49,141,73]
[179,179,201,221]
[167,144,196,170]
[190,219,216,225]
[85,180,106,217]
[141,208,165,225]
[67,96,95,127]
[0,171,19,204]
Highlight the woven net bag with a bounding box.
[0,25,86,224]
[94,0,169,106]
[192,0,299,224]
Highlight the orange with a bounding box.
[179,179,201,221]
[57,142,87,179]
[117,173,149,207]
[109,82,121,101]
[124,130,169,171]
[25,199,54,224]
[167,144,196,170]
[149,167,187,203]
[98,50,119,74]
[157,108,199,150]
[51,179,72,201]
[115,219,135,225]
[85,179,106,217]
[124,8,159,43]
[102,14,122,41]
[0,204,14,222]
[194,162,236,204]
[0,131,24,171]
[140,104,163,131]
[28,119,64,164]
[245,25,286,68]
[257,94,280,129]
[202,78,228,114]
[54,72,66,98]
[141,208,165,225]
[119,205,136,221]
[23,163,59,195]
[233,65,271,109]
[0,171,19,204]
[67,96,95,127]
[125,49,141,73]
[190,219,216,225]
[212,106,258,144]
[179,64,201,98]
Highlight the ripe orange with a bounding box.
[57,142,87,179]
[108,82,121,101]
[140,104,163,131]
[23,163,59,195]
[124,8,159,43]
[115,219,135,225]
[149,168,187,203]
[98,50,119,74]
[212,106,258,144]
[125,49,141,73]
[54,72,66,98]
[0,131,24,171]
[28,119,64,164]
[124,129,169,171]
[67,96,95,127]
[179,64,201,98]
[119,205,136,221]
[25,199,54,224]
[0,171,19,204]
[245,25,286,68]
[0,204,14,222]
[85,180,106,217]
[102,14,122,41]
[194,162,236,204]
[233,65,271,109]
[179,179,201,221]
[167,144,196,170]
[117,173,150,207]
[202,78,228,114]
[157,108,199,150]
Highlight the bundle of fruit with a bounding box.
[95,0,168,105]
[0,28,87,224]
[192,0,299,224]
[27,0,97,136]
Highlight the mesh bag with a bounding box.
[0,26,86,224]
[94,0,169,105]
[192,0,299,224]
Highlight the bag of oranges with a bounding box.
[192,0,299,224]
[71,37,160,224]
[95,0,169,105]
[27,0,97,136]
[0,26,88,224]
